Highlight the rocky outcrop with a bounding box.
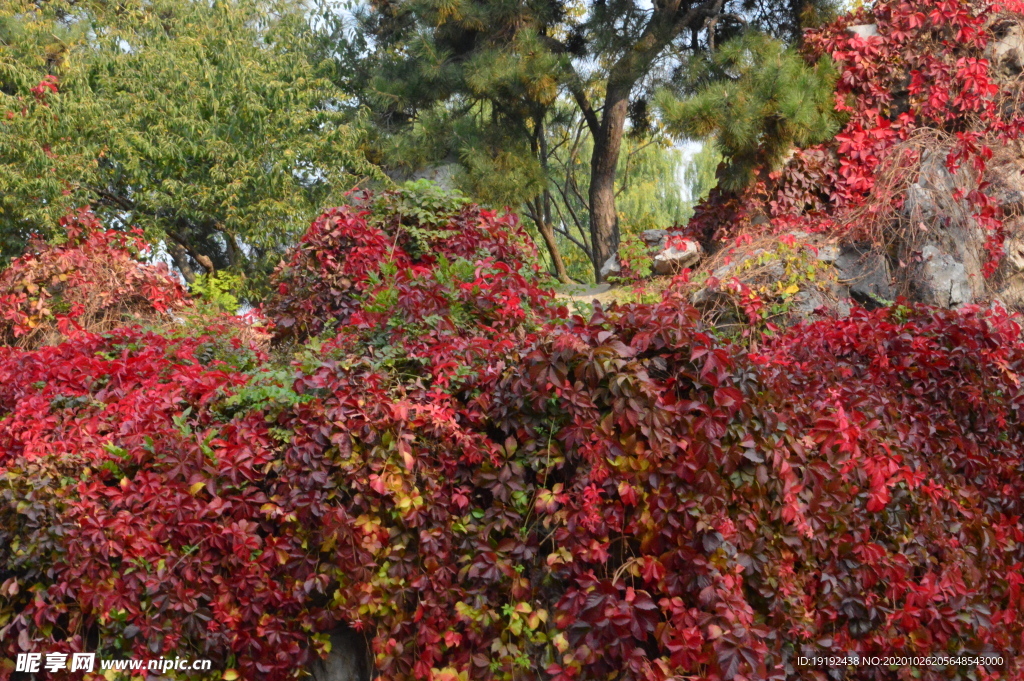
[640,229,669,250]
[640,229,704,275]
[835,245,894,308]
[912,244,974,308]
[902,149,988,305]
[987,21,1024,77]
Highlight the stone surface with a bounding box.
[792,289,827,317]
[902,150,988,302]
[653,238,702,275]
[834,245,894,308]
[310,628,371,681]
[599,253,621,280]
[815,244,840,263]
[997,273,1024,308]
[987,22,1024,76]
[913,244,973,308]
[1006,236,1024,270]
[847,23,879,39]
[640,229,668,250]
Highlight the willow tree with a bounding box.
[344,0,840,279]
[0,0,374,286]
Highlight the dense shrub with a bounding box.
[264,185,545,345]
[12,1,1024,679]
[758,305,1024,664]
[2,190,1024,681]
[0,210,188,348]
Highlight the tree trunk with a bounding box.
[533,203,571,283]
[589,85,631,281]
[533,115,572,284]
[167,241,197,284]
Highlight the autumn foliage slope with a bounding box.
[4,0,1024,677]
[0,182,1022,681]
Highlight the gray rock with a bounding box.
[792,289,827,317]
[835,245,894,308]
[913,244,973,308]
[987,23,1024,76]
[848,23,879,39]
[690,287,717,306]
[901,150,989,302]
[599,253,621,280]
[997,273,1024,308]
[310,628,371,681]
[1006,236,1024,271]
[708,249,783,282]
[640,229,668,250]
[815,244,840,263]
[652,238,702,275]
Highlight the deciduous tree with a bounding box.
[0,0,375,288]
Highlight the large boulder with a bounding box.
[834,245,894,308]
[902,149,988,302]
[987,21,1024,77]
[653,237,703,275]
[912,243,974,308]
[640,229,669,250]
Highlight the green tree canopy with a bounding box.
[0,0,375,287]
[656,32,840,191]
[338,0,841,280]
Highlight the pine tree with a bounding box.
[341,0,841,280]
[656,32,840,191]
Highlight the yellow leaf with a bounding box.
[783,284,799,295]
[222,670,239,681]
[189,482,206,496]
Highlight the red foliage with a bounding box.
[29,75,59,102]
[0,209,188,347]
[2,194,1023,680]
[264,192,548,344]
[265,203,410,341]
[7,4,1024,679]
[694,0,1024,276]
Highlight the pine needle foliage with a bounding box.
[657,33,840,191]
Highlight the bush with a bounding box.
[264,185,548,345]
[0,209,188,348]
[3,194,1023,680]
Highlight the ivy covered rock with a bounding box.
[676,0,1024,320]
